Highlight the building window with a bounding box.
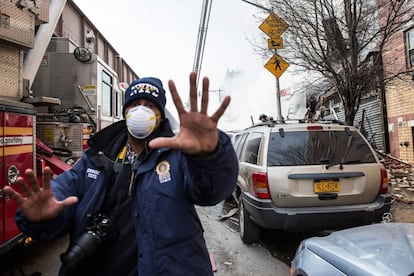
[102,71,112,117]
[407,28,414,67]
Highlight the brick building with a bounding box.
[380,1,414,164]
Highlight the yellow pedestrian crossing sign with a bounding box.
[264,53,289,78]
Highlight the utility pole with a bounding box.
[193,0,213,89]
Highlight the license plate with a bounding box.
[314,179,340,193]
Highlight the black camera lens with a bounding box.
[60,231,102,269]
[60,213,116,271]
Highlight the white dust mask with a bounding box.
[126,105,158,139]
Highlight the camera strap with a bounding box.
[101,142,149,217]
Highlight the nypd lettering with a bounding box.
[129,83,159,98]
[86,168,100,179]
[156,161,171,184]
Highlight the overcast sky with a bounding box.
[73,0,302,130]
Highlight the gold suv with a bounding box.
[232,120,391,244]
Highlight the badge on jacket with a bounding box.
[156,160,171,183]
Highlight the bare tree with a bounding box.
[261,0,413,125]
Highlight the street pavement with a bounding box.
[198,206,290,276]
[1,205,290,276]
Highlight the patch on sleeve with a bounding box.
[86,168,100,179]
[156,160,171,184]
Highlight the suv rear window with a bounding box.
[268,129,377,166]
[242,132,263,164]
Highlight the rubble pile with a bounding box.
[379,152,414,204]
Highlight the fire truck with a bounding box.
[0,0,176,255]
[30,36,127,165]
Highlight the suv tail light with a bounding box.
[379,166,389,194]
[252,172,271,199]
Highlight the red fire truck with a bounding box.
[0,0,140,255]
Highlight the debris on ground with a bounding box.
[378,151,414,204]
[377,151,414,223]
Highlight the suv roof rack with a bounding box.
[247,118,345,129]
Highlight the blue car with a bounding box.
[291,222,414,276]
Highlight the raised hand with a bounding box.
[149,72,231,156]
[3,167,78,222]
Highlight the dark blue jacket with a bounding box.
[16,119,238,275]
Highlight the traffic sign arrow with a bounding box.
[259,12,289,38]
[264,53,289,78]
[267,37,283,49]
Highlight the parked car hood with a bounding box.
[302,223,414,275]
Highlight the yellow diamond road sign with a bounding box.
[259,12,289,38]
[265,53,289,78]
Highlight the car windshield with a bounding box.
[267,130,377,166]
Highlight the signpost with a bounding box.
[241,1,290,121]
[260,12,289,78]
[259,12,289,121]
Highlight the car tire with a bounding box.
[239,195,260,244]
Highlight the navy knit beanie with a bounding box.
[123,77,166,118]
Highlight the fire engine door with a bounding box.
[0,104,35,247]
